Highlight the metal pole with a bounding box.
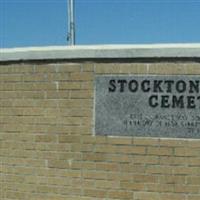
[67,0,75,45]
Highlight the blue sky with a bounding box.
[1,0,200,48]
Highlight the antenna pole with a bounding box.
[67,0,75,45]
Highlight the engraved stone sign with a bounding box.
[95,75,200,138]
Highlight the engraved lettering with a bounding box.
[176,80,186,93]
[187,96,196,108]
[189,80,199,93]
[117,79,127,92]
[153,80,163,92]
[161,95,170,108]
[172,95,184,108]
[149,95,158,108]
[164,80,174,93]
[108,79,116,92]
[128,80,138,92]
[141,80,150,92]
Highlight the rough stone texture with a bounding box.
[95,75,200,138]
[0,58,200,200]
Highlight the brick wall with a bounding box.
[1,61,200,200]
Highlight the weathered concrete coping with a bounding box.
[1,44,200,62]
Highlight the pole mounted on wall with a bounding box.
[67,0,75,45]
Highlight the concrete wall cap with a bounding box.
[1,44,200,62]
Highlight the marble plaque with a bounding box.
[95,75,200,138]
